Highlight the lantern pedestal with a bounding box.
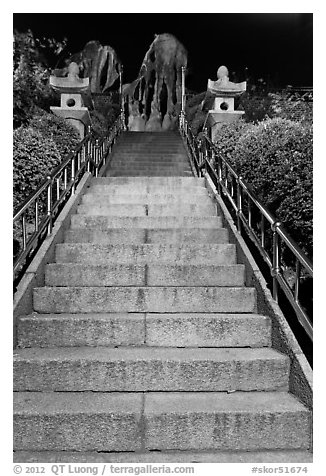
[50,63,91,140]
[203,65,246,142]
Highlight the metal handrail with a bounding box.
[179,116,313,341]
[13,114,125,286]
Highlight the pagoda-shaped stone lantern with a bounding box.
[204,65,246,142]
[50,62,91,139]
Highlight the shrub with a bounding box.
[212,120,254,161]
[13,126,61,210]
[220,118,313,257]
[269,92,313,124]
[29,112,81,158]
[239,92,273,122]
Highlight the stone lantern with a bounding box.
[204,65,246,142]
[50,62,91,139]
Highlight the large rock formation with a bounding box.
[53,41,121,94]
[124,33,187,131]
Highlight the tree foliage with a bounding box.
[13,30,57,128]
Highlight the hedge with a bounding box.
[29,112,81,158]
[13,126,61,210]
[214,118,313,258]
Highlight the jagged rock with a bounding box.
[53,41,121,94]
[124,33,187,131]
[162,113,172,131]
[128,101,146,131]
[145,103,162,131]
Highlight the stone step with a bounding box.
[14,347,290,392]
[76,203,216,216]
[91,176,205,186]
[81,192,214,205]
[17,313,271,348]
[84,189,209,199]
[54,243,236,265]
[13,392,311,452]
[88,186,205,195]
[33,286,256,313]
[108,171,193,177]
[13,450,314,463]
[107,165,191,171]
[107,169,192,175]
[45,263,246,287]
[109,157,190,163]
[110,153,188,159]
[64,227,229,244]
[109,157,189,163]
[145,313,271,348]
[14,392,142,452]
[70,215,223,230]
[144,392,311,451]
[17,313,146,348]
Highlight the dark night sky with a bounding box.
[13,13,313,92]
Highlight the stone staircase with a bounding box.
[14,131,312,463]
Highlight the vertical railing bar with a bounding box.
[294,258,301,302]
[64,167,68,190]
[71,156,75,195]
[261,213,265,248]
[47,177,53,234]
[22,214,27,250]
[237,177,242,232]
[35,199,39,232]
[248,196,252,228]
[56,177,60,201]
[272,222,281,301]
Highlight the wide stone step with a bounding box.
[83,189,209,200]
[88,185,206,195]
[144,392,311,451]
[33,286,256,313]
[13,449,314,463]
[55,243,236,265]
[108,171,193,177]
[146,313,272,347]
[64,228,229,244]
[109,158,189,165]
[14,347,290,392]
[109,157,190,163]
[14,392,142,452]
[13,392,311,452]
[17,313,271,348]
[70,215,223,230]
[17,313,146,348]
[45,263,246,287]
[107,166,191,172]
[81,192,213,205]
[91,176,205,186]
[76,203,216,216]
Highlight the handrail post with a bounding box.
[95,139,99,177]
[181,66,186,129]
[272,221,281,301]
[46,176,53,234]
[71,155,75,195]
[216,153,222,195]
[236,176,243,232]
[294,259,301,303]
[119,65,126,130]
